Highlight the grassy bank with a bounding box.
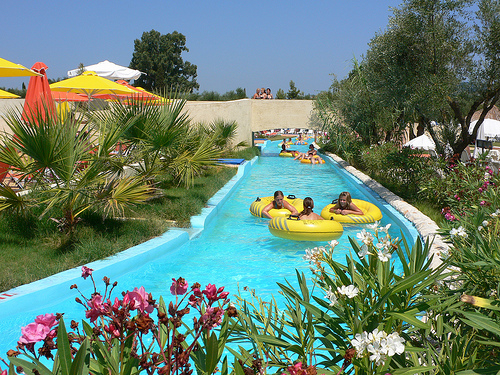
[0,147,259,293]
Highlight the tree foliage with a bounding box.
[317,0,500,157]
[130,30,199,93]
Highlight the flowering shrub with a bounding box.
[229,225,447,375]
[4,267,236,375]
[419,157,499,219]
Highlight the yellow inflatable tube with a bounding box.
[279,152,294,157]
[300,156,325,164]
[268,216,343,241]
[320,199,382,224]
[250,196,303,218]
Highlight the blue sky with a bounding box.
[1,0,401,95]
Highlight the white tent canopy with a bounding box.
[468,119,500,157]
[67,60,144,81]
[468,119,500,139]
[403,134,436,151]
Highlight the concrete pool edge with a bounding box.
[0,157,258,312]
[325,152,448,269]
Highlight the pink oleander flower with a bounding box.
[454,194,460,201]
[200,306,225,330]
[104,323,120,337]
[124,286,154,314]
[35,313,58,328]
[286,362,306,375]
[86,294,107,322]
[1,369,7,375]
[170,277,189,295]
[203,284,229,304]
[19,313,58,344]
[479,187,483,193]
[81,265,93,279]
[481,200,486,206]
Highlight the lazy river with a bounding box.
[0,140,418,356]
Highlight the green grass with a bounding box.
[0,164,238,293]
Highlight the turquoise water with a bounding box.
[0,141,417,356]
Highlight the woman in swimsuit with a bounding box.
[329,191,363,215]
[262,190,299,219]
[298,197,323,220]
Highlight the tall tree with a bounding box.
[286,80,304,99]
[130,30,199,93]
[321,0,500,156]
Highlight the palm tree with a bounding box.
[93,91,226,188]
[0,104,153,235]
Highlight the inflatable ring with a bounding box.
[320,199,382,224]
[300,156,325,164]
[250,196,303,218]
[279,152,294,157]
[268,216,343,241]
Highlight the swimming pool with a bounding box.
[0,140,418,355]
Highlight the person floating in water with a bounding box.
[298,197,323,220]
[262,190,299,219]
[330,191,363,215]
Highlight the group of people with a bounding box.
[252,87,273,99]
[262,191,363,220]
[280,139,324,164]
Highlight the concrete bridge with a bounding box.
[0,98,316,146]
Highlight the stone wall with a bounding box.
[0,98,315,146]
[184,99,314,146]
[0,99,24,133]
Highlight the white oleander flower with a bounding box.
[351,331,369,357]
[356,229,374,246]
[303,247,322,262]
[482,220,489,227]
[384,332,405,356]
[328,239,339,248]
[450,226,467,238]
[478,226,483,232]
[379,223,391,234]
[367,341,387,366]
[337,284,359,298]
[377,248,392,262]
[366,221,380,231]
[324,285,338,306]
[358,244,371,257]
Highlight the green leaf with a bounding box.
[389,311,430,329]
[56,318,72,375]
[204,332,220,375]
[254,334,290,347]
[8,357,53,375]
[460,312,500,337]
[69,338,90,375]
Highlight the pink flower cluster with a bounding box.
[19,313,58,344]
[85,286,154,324]
[81,265,93,279]
[442,207,456,221]
[189,283,229,307]
[170,277,188,295]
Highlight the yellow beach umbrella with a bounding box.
[0,57,42,77]
[49,71,138,99]
[0,88,20,98]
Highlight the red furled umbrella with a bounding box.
[21,62,56,123]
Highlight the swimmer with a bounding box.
[298,197,323,220]
[262,190,299,219]
[329,191,363,215]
